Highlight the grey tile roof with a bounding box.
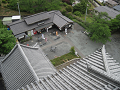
[0,57,4,73]
[94,6,120,18]
[20,44,56,78]
[1,44,56,90]
[9,10,73,35]
[113,5,120,11]
[24,12,50,25]
[17,45,120,90]
[106,0,118,5]
[53,14,68,28]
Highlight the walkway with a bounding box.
[23,23,120,64]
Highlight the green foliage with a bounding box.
[86,12,111,44]
[7,0,61,13]
[109,14,120,32]
[74,11,82,16]
[66,5,73,12]
[2,0,7,3]
[63,2,68,6]
[88,22,111,44]
[72,19,89,29]
[70,46,75,54]
[92,12,111,25]
[61,9,67,15]
[0,28,16,54]
[73,1,87,14]
[50,52,79,66]
[66,12,74,19]
[0,1,1,6]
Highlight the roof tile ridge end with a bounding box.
[20,44,39,50]
[18,44,39,81]
[102,45,110,75]
[2,44,18,63]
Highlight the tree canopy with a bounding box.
[0,23,16,55]
[109,14,120,32]
[7,0,61,13]
[73,1,87,14]
[88,22,111,44]
[87,12,111,44]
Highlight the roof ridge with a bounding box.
[24,11,48,19]
[9,19,24,26]
[20,44,39,49]
[18,44,39,82]
[102,45,110,75]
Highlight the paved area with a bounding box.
[23,23,120,64]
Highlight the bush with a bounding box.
[66,12,74,19]
[30,37,32,40]
[74,11,82,17]
[61,9,67,15]
[66,5,73,12]
[0,2,1,6]
[62,0,71,5]
[2,0,7,3]
[70,46,75,54]
[63,2,68,6]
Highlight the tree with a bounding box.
[88,22,111,44]
[0,28,16,55]
[7,0,61,13]
[66,5,73,12]
[73,1,87,14]
[87,12,111,44]
[109,14,120,32]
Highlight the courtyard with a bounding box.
[22,23,120,64]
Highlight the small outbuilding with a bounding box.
[2,17,12,25]
[12,15,21,22]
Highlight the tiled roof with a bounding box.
[94,6,120,18]
[1,44,56,90]
[24,12,50,25]
[9,10,73,36]
[113,5,120,11]
[17,45,120,90]
[106,0,118,5]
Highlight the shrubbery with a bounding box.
[70,46,75,54]
[2,0,7,3]
[61,9,67,15]
[66,5,73,12]
[74,11,82,17]
[63,2,68,6]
